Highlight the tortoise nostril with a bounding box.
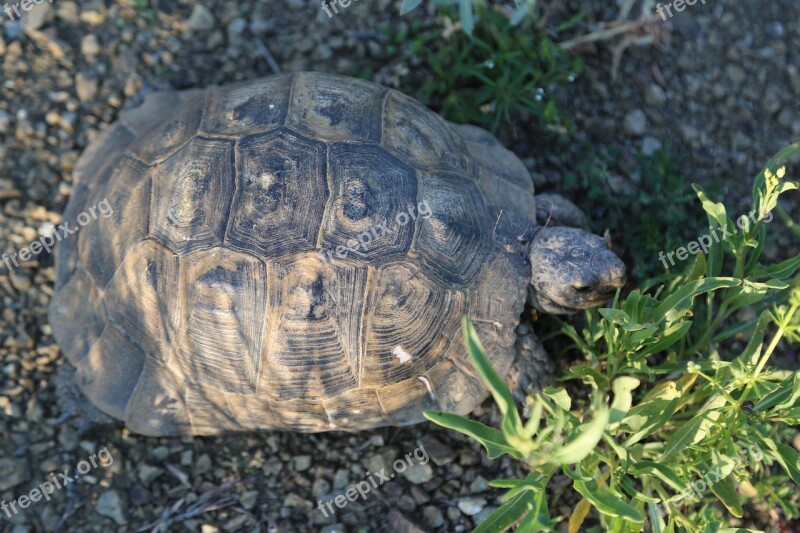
[608,268,627,287]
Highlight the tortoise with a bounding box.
[49,72,626,436]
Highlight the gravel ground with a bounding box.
[0,0,798,532]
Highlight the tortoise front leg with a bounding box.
[506,323,555,406]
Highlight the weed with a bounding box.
[395,7,579,132]
[426,144,800,532]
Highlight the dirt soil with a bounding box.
[0,0,798,532]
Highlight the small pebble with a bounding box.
[623,109,647,136]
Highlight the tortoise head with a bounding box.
[528,226,626,314]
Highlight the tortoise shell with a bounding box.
[49,72,536,435]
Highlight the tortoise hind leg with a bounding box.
[118,88,204,135]
[55,363,117,436]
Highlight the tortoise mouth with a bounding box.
[580,284,623,308]
[533,291,583,314]
[592,284,622,300]
[535,284,621,314]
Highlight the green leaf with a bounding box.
[782,405,800,423]
[459,0,474,34]
[619,476,660,503]
[753,373,796,412]
[753,371,800,412]
[625,326,660,350]
[642,321,692,357]
[496,474,545,502]
[752,253,800,280]
[629,461,686,492]
[609,377,640,424]
[423,411,522,459]
[661,413,707,461]
[764,141,800,167]
[603,432,629,463]
[510,2,529,26]
[462,317,524,433]
[734,325,766,368]
[744,224,766,272]
[688,252,707,281]
[549,405,610,465]
[599,308,631,324]
[710,476,742,518]
[522,396,544,439]
[652,278,740,324]
[489,479,523,489]
[774,442,800,485]
[399,0,423,14]
[725,279,788,309]
[572,478,644,524]
[709,455,742,517]
[516,488,550,532]
[620,322,649,332]
[774,372,800,411]
[563,364,610,390]
[606,514,648,533]
[763,181,800,213]
[706,230,724,277]
[622,385,681,446]
[647,502,669,533]
[693,184,729,228]
[542,387,571,411]
[622,290,645,319]
[473,491,535,533]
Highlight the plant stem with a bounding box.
[687,302,729,355]
[736,302,798,409]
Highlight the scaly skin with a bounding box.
[507,321,555,404]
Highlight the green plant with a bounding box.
[382,18,425,56]
[400,7,580,132]
[425,144,800,532]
